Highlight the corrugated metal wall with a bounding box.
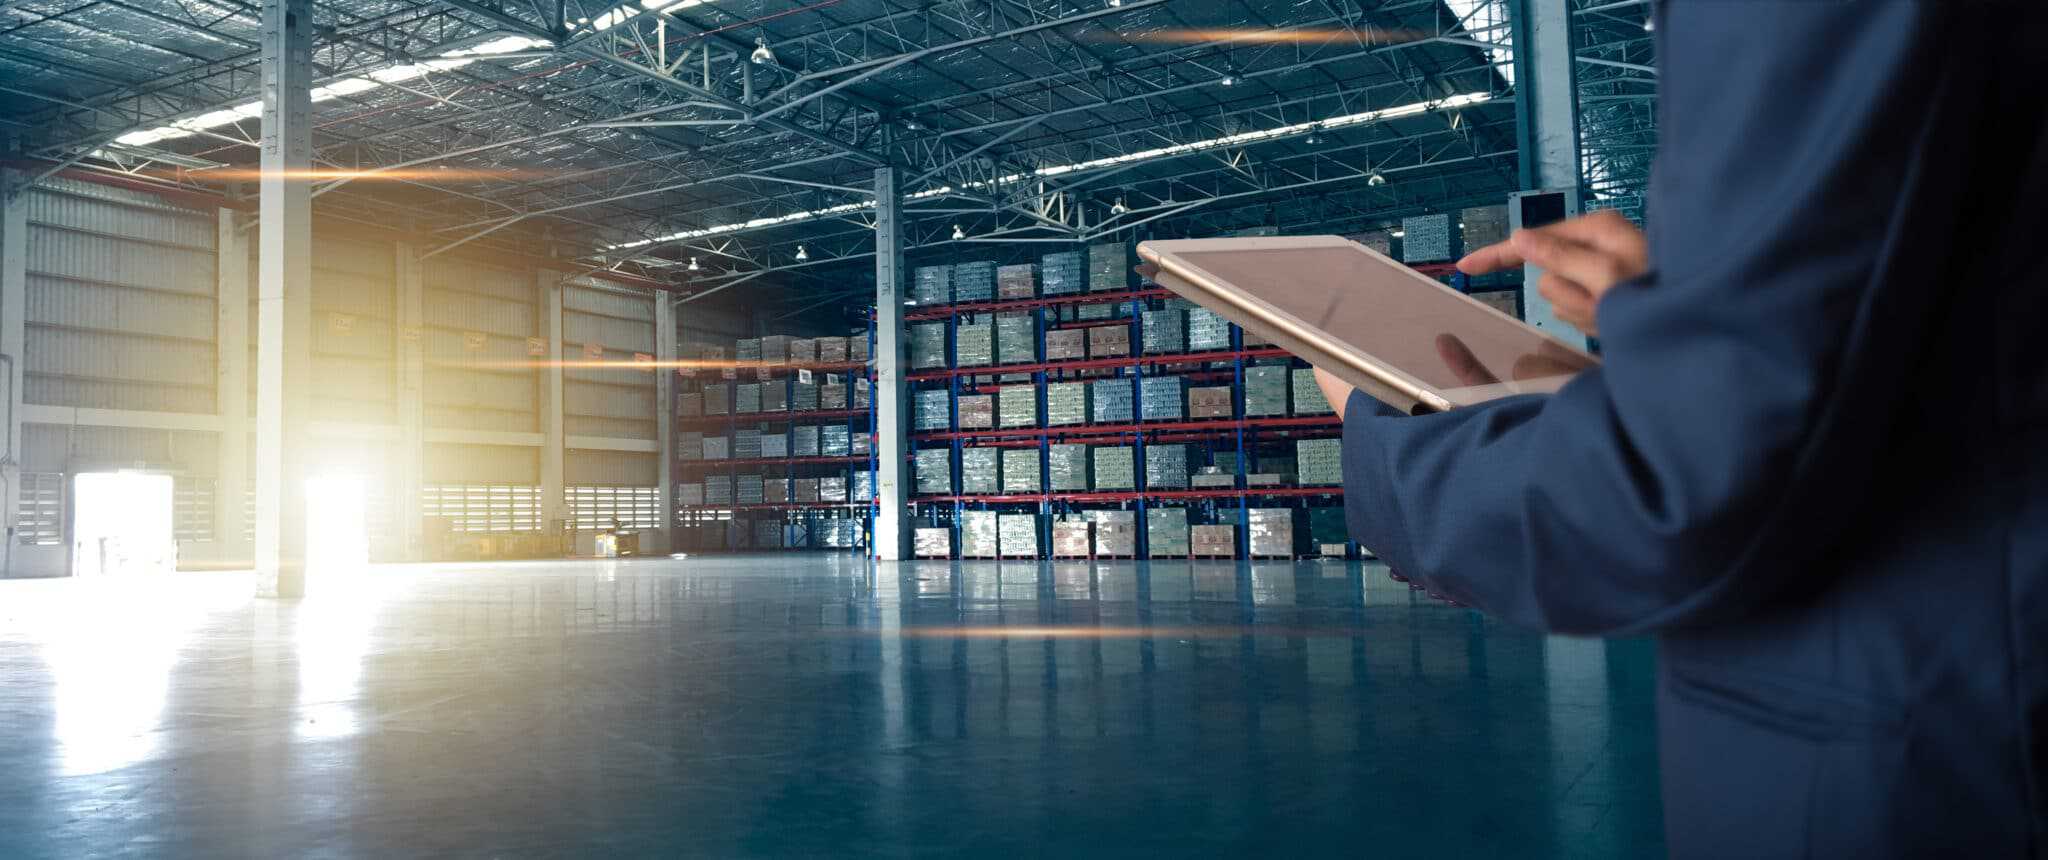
[565,449,656,485]
[20,424,217,474]
[562,282,654,441]
[425,442,538,485]
[22,176,217,414]
[311,237,395,423]
[425,259,539,433]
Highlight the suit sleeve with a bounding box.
[1338,3,1975,635]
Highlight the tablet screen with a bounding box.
[1166,246,1594,390]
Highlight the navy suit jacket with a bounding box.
[1339,3,2046,856]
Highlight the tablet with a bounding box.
[1136,236,1597,414]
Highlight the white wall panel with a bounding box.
[565,448,656,486]
[26,275,215,340]
[425,442,538,484]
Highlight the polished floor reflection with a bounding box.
[0,555,1663,857]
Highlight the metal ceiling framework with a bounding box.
[2,0,1656,304]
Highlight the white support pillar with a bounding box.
[539,271,567,535]
[394,242,425,560]
[0,172,28,573]
[654,294,676,553]
[215,208,251,566]
[872,167,912,560]
[1512,0,1584,336]
[253,0,313,598]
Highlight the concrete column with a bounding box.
[653,294,676,553]
[0,172,28,574]
[539,271,567,534]
[393,243,425,560]
[871,167,912,560]
[253,0,313,598]
[1511,0,1583,335]
[214,208,251,566]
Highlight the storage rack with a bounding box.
[900,244,1359,561]
[672,320,879,553]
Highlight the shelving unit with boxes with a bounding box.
[672,322,878,553]
[898,241,1365,561]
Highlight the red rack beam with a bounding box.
[677,502,871,511]
[676,408,870,427]
[911,486,1344,504]
[911,414,1339,442]
[907,346,1292,381]
[677,455,868,468]
[683,360,868,380]
[903,288,1169,320]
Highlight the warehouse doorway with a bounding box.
[306,475,369,579]
[70,472,177,578]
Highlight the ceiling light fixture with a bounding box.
[794,245,808,261]
[1109,197,1129,215]
[687,257,700,271]
[952,224,966,240]
[1107,0,1121,6]
[751,36,776,65]
[1367,171,1387,186]
[1219,66,1238,86]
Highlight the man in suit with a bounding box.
[1314,3,2046,856]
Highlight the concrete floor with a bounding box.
[0,554,1663,857]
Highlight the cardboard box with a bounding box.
[1041,250,1084,296]
[961,448,999,494]
[1046,328,1086,361]
[996,313,1036,364]
[816,336,848,363]
[1087,242,1129,293]
[1086,510,1138,555]
[913,265,952,305]
[1296,438,1343,485]
[1048,444,1091,491]
[1245,365,1289,417]
[1140,376,1185,421]
[793,478,820,503]
[956,318,993,367]
[952,261,996,303]
[1088,325,1131,358]
[911,322,948,369]
[915,527,953,558]
[1141,309,1185,353]
[996,263,1037,300]
[957,394,994,429]
[1001,448,1041,493]
[1291,368,1333,415]
[788,338,817,364]
[1192,524,1236,557]
[1188,385,1233,419]
[1147,507,1190,557]
[999,384,1037,428]
[1046,382,1089,426]
[1093,446,1136,490]
[961,511,999,557]
[914,389,951,430]
[765,478,789,503]
[998,514,1040,555]
[1052,521,1092,556]
[1091,378,1134,423]
[1145,444,1190,488]
[915,449,952,495]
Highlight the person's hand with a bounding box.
[1457,209,1647,336]
[1313,367,1353,420]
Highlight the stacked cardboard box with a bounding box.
[822,425,850,456]
[677,482,704,505]
[1401,213,1456,263]
[1052,520,1092,557]
[1291,368,1333,414]
[679,431,703,460]
[998,514,1040,555]
[792,382,819,411]
[854,471,874,502]
[760,335,794,366]
[958,394,994,429]
[678,392,703,417]
[996,313,1036,364]
[1248,508,1298,557]
[915,449,952,495]
[1001,448,1040,493]
[817,336,849,363]
[1297,438,1343,485]
[793,425,820,456]
[915,527,953,558]
[793,479,820,503]
[765,478,789,504]
[761,432,788,458]
[1046,329,1085,360]
[1091,378,1134,423]
[705,383,729,415]
[962,511,999,557]
[1040,250,1084,296]
[1245,365,1289,416]
[853,378,871,409]
[1093,446,1136,490]
[1188,386,1233,419]
[1141,309,1186,353]
[996,263,1037,300]
[821,382,848,410]
[1140,376,1185,420]
[1146,443,1190,488]
[736,383,762,413]
[999,384,1037,428]
[914,389,951,430]
[1077,302,1117,321]
[788,339,817,364]
[1460,204,1509,250]
[913,265,952,305]
[1147,507,1190,557]
[1192,524,1236,557]
[820,518,859,549]
[1087,242,1128,293]
[736,475,764,504]
[961,448,1000,494]
[1187,308,1232,352]
[911,323,948,369]
[734,428,762,459]
[705,475,734,504]
[1085,510,1138,555]
[1088,325,1130,357]
[956,317,993,367]
[852,432,871,456]
[703,435,730,460]
[820,476,847,502]
[850,333,871,363]
[952,261,996,303]
[1046,382,1089,426]
[754,520,783,548]
[761,383,788,412]
[735,338,762,364]
[1048,444,1091,491]
[1191,466,1235,488]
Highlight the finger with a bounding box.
[1530,210,1648,258]
[1435,333,1499,387]
[1455,239,1524,275]
[1513,229,1640,293]
[1537,276,1595,319]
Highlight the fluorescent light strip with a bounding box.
[606,92,1493,252]
[106,35,554,149]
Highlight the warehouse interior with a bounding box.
[0,0,1662,854]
